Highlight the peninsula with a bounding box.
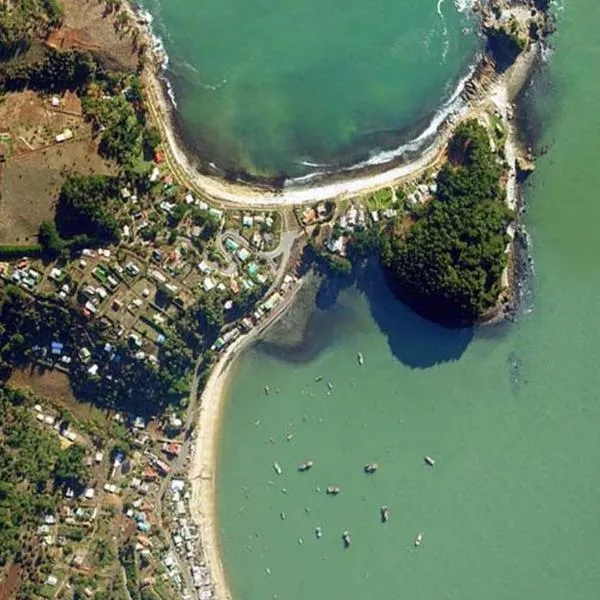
[0,0,551,598]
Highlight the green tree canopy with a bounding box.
[382,120,513,325]
[56,175,120,244]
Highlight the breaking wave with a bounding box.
[286,59,479,186]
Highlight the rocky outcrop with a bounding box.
[515,153,536,181]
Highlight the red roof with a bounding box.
[154,150,164,163]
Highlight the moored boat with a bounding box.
[326,485,341,495]
[315,526,322,539]
[364,463,378,474]
[273,461,282,475]
[380,506,390,523]
[342,531,352,548]
[424,455,435,467]
[414,532,423,547]
[357,352,364,365]
[298,460,313,472]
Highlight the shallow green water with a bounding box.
[140,0,478,177]
[217,2,600,599]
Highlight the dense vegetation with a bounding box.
[0,387,89,568]
[0,47,97,91]
[382,120,513,325]
[55,175,120,245]
[82,82,147,166]
[0,0,63,57]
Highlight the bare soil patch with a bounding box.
[0,136,114,244]
[8,366,111,428]
[47,0,139,71]
[0,90,84,156]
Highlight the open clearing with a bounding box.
[0,138,113,244]
[9,366,111,428]
[47,0,140,71]
[0,91,115,244]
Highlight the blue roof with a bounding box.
[156,334,166,345]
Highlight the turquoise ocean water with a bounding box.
[215,2,600,599]
[138,0,479,177]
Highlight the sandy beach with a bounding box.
[187,282,304,600]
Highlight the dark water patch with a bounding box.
[358,266,474,368]
[256,273,360,363]
[260,264,477,369]
[515,50,558,154]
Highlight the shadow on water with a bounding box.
[358,266,474,369]
[259,266,476,369]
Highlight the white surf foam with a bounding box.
[353,59,478,168]
[453,0,477,13]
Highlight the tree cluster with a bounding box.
[55,175,120,245]
[0,0,63,57]
[0,388,89,566]
[382,120,513,325]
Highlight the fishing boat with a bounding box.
[326,485,341,495]
[380,506,390,523]
[315,526,322,539]
[342,531,352,548]
[364,463,378,474]
[273,462,282,475]
[424,456,435,467]
[357,352,364,365]
[298,460,313,472]
[414,533,423,547]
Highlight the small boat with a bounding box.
[326,485,341,496]
[424,456,435,467]
[315,526,322,539]
[414,533,423,547]
[265,386,270,395]
[380,506,390,523]
[273,462,282,475]
[314,375,323,382]
[298,460,313,472]
[364,463,378,474]
[357,352,364,365]
[280,512,286,520]
[342,531,352,548]
[327,381,334,391]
